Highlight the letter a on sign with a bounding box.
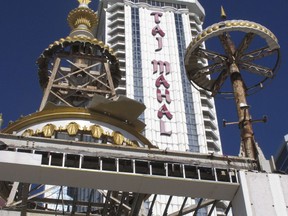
[152,25,165,37]
[155,75,170,88]
[158,104,173,120]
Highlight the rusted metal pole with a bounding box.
[229,63,257,159]
[220,32,257,160]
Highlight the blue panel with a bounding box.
[174,13,199,152]
[131,7,145,122]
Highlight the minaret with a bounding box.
[38,0,121,110]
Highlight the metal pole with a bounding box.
[221,32,257,160]
[229,63,257,159]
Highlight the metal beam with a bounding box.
[163,196,173,216]
[71,187,78,215]
[207,200,218,216]
[147,194,157,216]
[0,133,257,170]
[0,161,239,200]
[178,197,188,215]
[20,184,29,216]
[1,209,100,216]
[193,198,203,216]
[86,189,95,216]
[8,185,58,207]
[6,182,19,207]
[102,190,112,216]
[225,201,232,215]
[129,193,146,216]
[168,199,216,216]
[98,190,131,212]
[30,197,105,208]
[116,192,129,216]
[39,58,61,111]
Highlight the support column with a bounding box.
[229,63,256,159]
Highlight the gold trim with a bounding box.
[186,20,279,58]
[21,122,144,148]
[3,107,155,148]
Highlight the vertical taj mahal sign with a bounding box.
[151,12,173,136]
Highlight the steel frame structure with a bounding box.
[0,133,256,215]
[184,19,280,159]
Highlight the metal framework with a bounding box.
[38,38,121,111]
[185,19,280,159]
[0,133,255,215]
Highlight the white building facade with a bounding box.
[97,0,221,155]
[97,0,223,215]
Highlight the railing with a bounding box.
[0,133,257,172]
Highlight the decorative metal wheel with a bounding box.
[185,20,280,97]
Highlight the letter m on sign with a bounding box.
[152,60,170,75]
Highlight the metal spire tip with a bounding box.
[78,0,91,7]
[221,6,227,20]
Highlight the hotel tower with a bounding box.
[96,0,222,214]
[97,0,222,155]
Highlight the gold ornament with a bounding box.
[78,0,91,5]
[90,125,104,139]
[42,124,56,137]
[22,129,34,137]
[112,131,124,145]
[66,122,80,136]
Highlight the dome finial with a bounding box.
[68,0,98,38]
[78,0,91,8]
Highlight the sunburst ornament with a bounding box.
[78,0,91,6]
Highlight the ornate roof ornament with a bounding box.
[78,0,91,7]
[36,1,121,111]
[67,0,98,38]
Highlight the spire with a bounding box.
[78,0,91,8]
[221,6,227,20]
[67,0,98,38]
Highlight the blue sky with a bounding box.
[0,0,287,158]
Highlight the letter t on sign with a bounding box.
[151,12,163,24]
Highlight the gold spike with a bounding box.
[221,6,227,20]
